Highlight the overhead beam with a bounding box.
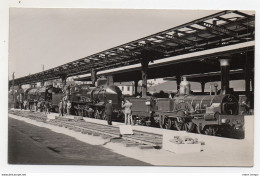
[216,16,251,30]
[9,11,254,86]
[141,59,149,98]
[198,21,238,38]
[165,34,195,46]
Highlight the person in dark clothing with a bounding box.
[44,101,50,115]
[34,100,38,112]
[105,100,113,125]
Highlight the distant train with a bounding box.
[8,85,62,110]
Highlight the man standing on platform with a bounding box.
[23,100,28,110]
[63,96,68,115]
[59,100,63,117]
[44,101,50,115]
[67,100,71,115]
[37,101,42,112]
[122,99,133,125]
[34,99,38,112]
[105,100,113,125]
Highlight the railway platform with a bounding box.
[8,109,254,166]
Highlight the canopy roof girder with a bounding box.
[10,10,255,86]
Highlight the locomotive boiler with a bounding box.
[26,86,62,103]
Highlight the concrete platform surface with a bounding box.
[8,116,150,165]
[8,112,254,166]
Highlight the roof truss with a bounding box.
[10,10,255,86]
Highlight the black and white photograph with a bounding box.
[1,1,259,174]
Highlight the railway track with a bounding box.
[9,110,163,148]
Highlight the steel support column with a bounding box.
[176,75,181,91]
[141,59,149,98]
[91,69,97,85]
[219,59,230,95]
[251,68,254,93]
[12,72,15,91]
[201,81,205,93]
[250,68,254,109]
[134,80,139,96]
[244,56,253,108]
[61,75,67,87]
[245,60,250,98]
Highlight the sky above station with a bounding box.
[9,8,224,80]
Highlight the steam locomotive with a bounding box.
[51,78,124,121]
[129,77,244,136]
[8,88,23,109]
[9,78,124,121]
[8,85,63,110]
[9,76,244,137]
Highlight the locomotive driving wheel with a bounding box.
[94,109,101,119]
[204,126,219,136]
[159,115,165,129]
[174,110,195,132]
[196,125,220,136]
[174,120,195,132]
[164,118,173,129]
[54,106,59,113]
[101,110,107,120]
[78,110,83,117]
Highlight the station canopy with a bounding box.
[11,10,255,85]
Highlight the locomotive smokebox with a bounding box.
[219,59,230,95]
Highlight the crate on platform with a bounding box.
[47,113,58,120]
[119,125,134,135]
[74,116,83,121]
[63,115,74,120]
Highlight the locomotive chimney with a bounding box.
[214,83,218,95]
[107,75,114,86]
[91,69,97,85]
[219,58,230,95]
